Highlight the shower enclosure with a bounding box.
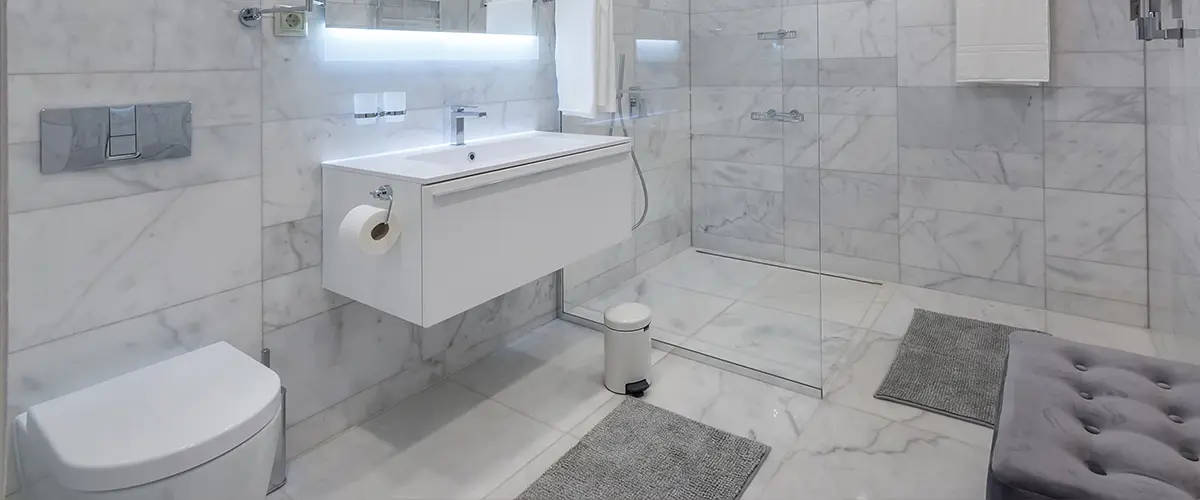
[559,0,1200,395]
[559,0,839,395]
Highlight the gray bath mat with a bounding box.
[874,309,1044,428]
[518,398,770,500]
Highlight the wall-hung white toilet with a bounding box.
[14,342,283,500]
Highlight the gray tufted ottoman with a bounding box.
[988,331,1200,500]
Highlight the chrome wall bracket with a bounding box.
[757,30,797,40]
[750,109,804,123]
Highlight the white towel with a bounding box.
[955,0,1050,84]
[555,0,617,118]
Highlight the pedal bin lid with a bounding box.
[604,303,652,332]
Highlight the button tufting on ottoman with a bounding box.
[988,332,1200,500]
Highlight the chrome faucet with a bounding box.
[448,105,488,146]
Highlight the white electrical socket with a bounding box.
[274,11,308,37]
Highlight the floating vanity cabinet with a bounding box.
[322,132,633,328]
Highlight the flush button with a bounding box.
[109,105,137,136]
[108,135,138,157]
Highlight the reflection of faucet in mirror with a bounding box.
[449,105,488,146]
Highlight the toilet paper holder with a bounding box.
[370,185,394,225]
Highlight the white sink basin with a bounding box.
[323,131,631,185]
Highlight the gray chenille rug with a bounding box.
[518,397,770,500]
[874,309,1046,428]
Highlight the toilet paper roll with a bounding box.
[339,205,400,255]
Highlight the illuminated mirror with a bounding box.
[325,0,537,35]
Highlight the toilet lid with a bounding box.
[25,342,281,492]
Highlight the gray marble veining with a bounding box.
[900,207,1046,287]
[1045,189,1148,267]
[693,183,786,244]
[897,25,955,87]
[819,115,899,173]
[899,147,1044,187]
[1044,122,1147,195]
[819,171,900,233]
[898,87,1044,153]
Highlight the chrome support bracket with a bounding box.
[757,30,797,40]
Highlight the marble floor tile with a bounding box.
[740,269,884,326]
[640,249,776,299]
[822,331,997,448]
[868,284,1047,336]
[1045,311,1156,356]
[483,435,581,500]
[449,321,620,433]
[283,381,562,500]
[1151,331,1200,363]
[569,354,823,500]
[758,403,990,500]
[580,277,735,336]
[685,302,840,387]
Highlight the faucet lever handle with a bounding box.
[450,104,478,111]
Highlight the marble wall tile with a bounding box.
[1051,51,1145,88]
[1051,0,1143,53]
[263,267,353,332]
[693,135,784,165]
[1045,189,1147,267]
[1046,256,1148,305]
[821,226,900,263]
[8,123,261,213]
[785,247,822,269]
[900,177,1044,220]
[692,7,781,37]
[1044,122,1146,195]
[782,6,820,60]
[564,238,636,292]
[635,210,691,255]
[819,253,901,282]
[636,233,693,272]
[636,161,691,224]
[9,178,262,352]
[154,0,262,71]
[897,25,955,87]
[692,35,782,87]
[784,167,820,223]
[420,274,556,374]
[1043,88,1146,123]
[284,354,444,459]
[263,217,323,281]
[691,87,784,138]
[900,266,1046,309]
[817,0,897,59]
[264,302,423,425]
[565,261,636,307]
[693,160,785,191]
[8,284,262,415]
[693,233,787,262]
[8,0,155,74]
[784,117,822,168]
[818,58,898,87]
[691,0,782,13]
[898,87,1044,153]
[786,219,821,250]
[785,59,821,86]
[817,87,897,115]
[693,183,786,244]
[899,148,1043,187]
[819,115,899,173]
[820,171,900,233]
[1047,290,1149,328]
[786,86,821,113]
[261,109,443,226]
[896,0,953,27]
[899,207,1046,286]
[8,71,261,144]
[631,89,692,170]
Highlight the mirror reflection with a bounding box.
[325,0,537,35]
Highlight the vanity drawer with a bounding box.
[420,146,633,325]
